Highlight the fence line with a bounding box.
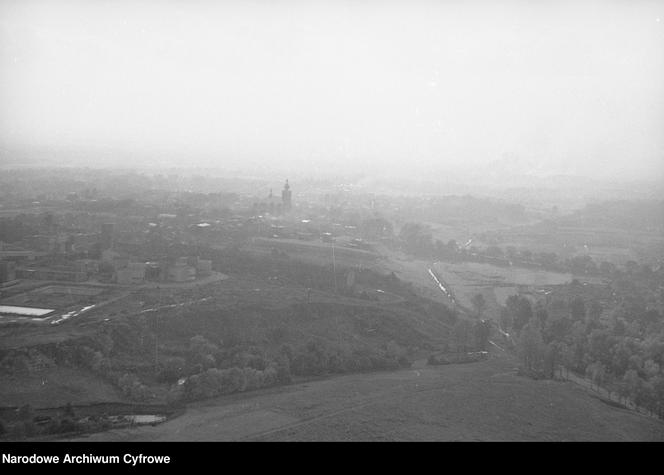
[554,366,661,420]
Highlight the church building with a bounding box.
[253,180,293,215]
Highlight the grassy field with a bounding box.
[5,241,659,440]
[0,367,124,408]
[431,261,574,316]
[0,270,452,411]
[72,351,664,441]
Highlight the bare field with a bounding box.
[0,265,449,353]
[435,262,572,288]
[72,352,664,441]
[431,261,574,314]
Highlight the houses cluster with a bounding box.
[0,221,214,287]
[101,250,212,285]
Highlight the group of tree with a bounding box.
[445,313,491,353]
[0,403,84,440]
[500,286,664,416]
[176,337,411,402]
[397,222,663,285]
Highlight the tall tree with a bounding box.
[474,320,491,351]
[518,320,544,372]
[471,293,487,319]
[506,295,533,332]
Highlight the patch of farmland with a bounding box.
[439,262,572,287]
[72,352,664,441]
[431,262,572,311]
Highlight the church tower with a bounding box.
[281,179,292,212]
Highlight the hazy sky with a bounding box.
[1,0,663,180]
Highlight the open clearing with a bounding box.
[431,261,574,314]
[73,352,664,441]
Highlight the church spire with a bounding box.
[281,179,292,211]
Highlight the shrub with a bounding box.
[166,384,185,405]
[58,418,80,434]
[118,373,152,401]
[157,357,186,383]
[63,402,75,419]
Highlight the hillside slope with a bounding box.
[73,351,664,441]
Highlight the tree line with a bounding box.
[499,285,664,417]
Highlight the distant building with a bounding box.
[101,249,129,270]
[116,262,146,285]
[68,233,97,254]
[74,259,99,275]
[15,266,87,282]
[167,258,196,282]
[281,180,292,212]
[253,180,293,216]
[167,265,196,282]
[321,232,335,243]
[0,249,37,262]
[254,189,283,216]
[21,235,57,253]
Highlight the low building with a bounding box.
[101,249,130,271]
[145,262,162,281]
[16,266,87,282]
[116,262,146,285]
[167,264,196,282]
[0,248,38,262]
[20,235,56,253]
[74,259,99,274]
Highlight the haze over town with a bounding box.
[1,1,663,444]
[1,0,663,183]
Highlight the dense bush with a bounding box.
[288,340,410,377]
[157,357,186,383]
[182,366,279,401]
[177,339,411,403]
[45,417,80,435]
[0,353,31,375]
[117,373,152,401]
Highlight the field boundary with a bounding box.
[555,366,662,421]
